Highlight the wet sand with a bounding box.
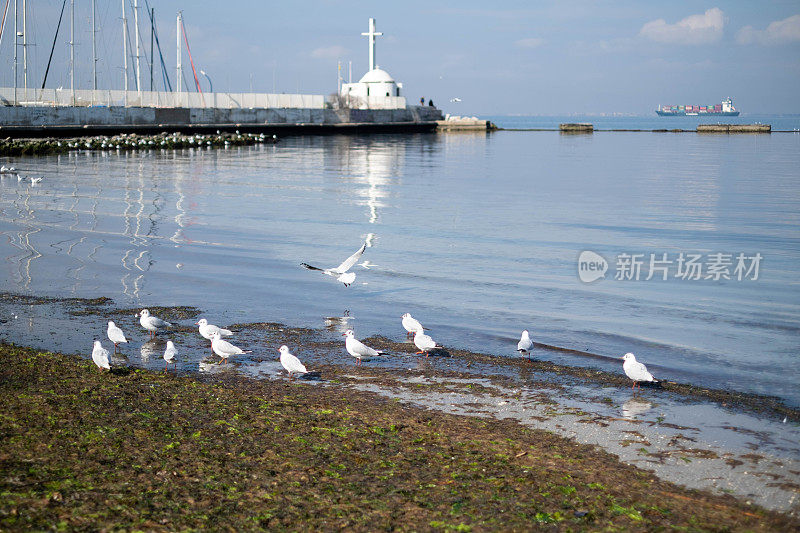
[1,293,799,524]
[2,342,798,531]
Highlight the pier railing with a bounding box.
[0,88,326,109]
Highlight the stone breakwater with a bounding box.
[0,131,278,156]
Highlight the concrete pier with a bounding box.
[0,105,442,137]
[436,115,495,131]
[697,124,771,133]
[559,123,594,133]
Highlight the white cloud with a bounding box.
[737,14,800,45]
[515,37,545,49]
[639,8,725,45]
[311,45,348,59]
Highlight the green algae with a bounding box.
[1,342,797,531]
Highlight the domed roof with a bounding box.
[358,68,395,83]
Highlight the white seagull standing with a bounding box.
[401,313,424,337]
[279,345,308,378]
[136,309,172,338]
[343,329,385,366]
[413,330,439,357]
[210,331,250,364]
[195,318,233,348]
[163,341,177,371]
[517,330,532,358]
[301,242,367,287]
[106,321,128,352]
[91,340,111,371]
[622,352,658,392]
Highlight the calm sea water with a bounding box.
[486,114,800,131]
[1,128,799,404]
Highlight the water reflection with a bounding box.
[1,134,799,406]
[329,137,405,225]
[324,310,353,333]
[140,338,164,362]
[622,397,653,419]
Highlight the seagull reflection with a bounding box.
[622,398,653,419]
[199,360,233,373]
[324,310,353,333]
[140,338,164,362]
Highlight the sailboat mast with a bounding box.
[13,0,17,102]
[70,0,74,104]
[22,0,26,90]
[150,7,154,91]
[176,12,182,93]
[92,0,97,91]
[134,0,140,92]
[122,0,128,94]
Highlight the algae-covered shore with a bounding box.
[0,131,276,157]
[1,343,798,531]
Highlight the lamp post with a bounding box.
[199,70,213,93]
[200,70,214,108]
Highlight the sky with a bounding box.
[0,1,798,115]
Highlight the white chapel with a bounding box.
[340,18,406,109]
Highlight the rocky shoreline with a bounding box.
[0,131,277,157]
[1,342,797,531]
[2,293,799,523]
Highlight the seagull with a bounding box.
[279,345,308,378]
[136,309,172,338]
[210,331,250,364]
[517,330,532,358]
[91,340,111,371]
[449,97,462,103]
[163,341,177,371]
[17,175,24,182]
[343,329,385,366]
[30,177,42,184]
[0,165,16,173]
[413,330,439,357]
[622,352,658,392]
[106,321,128,352]
[401,313,425,337]
[301,242,366,287]
[195,318,233,348]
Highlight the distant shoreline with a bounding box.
[497,127,793,133]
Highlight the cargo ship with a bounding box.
[656,98,739,116]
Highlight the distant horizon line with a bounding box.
[469,112,800,118]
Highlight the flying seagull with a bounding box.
[622,352,658,392]
[301,242,367,287]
